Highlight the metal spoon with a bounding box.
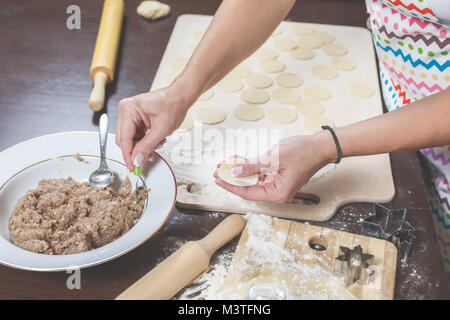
[89,113,113,189]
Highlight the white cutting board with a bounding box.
[150,14,395,221]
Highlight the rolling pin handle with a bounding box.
[89,71,109,111]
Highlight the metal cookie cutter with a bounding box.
[332,245,375,286]
[361,204,416,264]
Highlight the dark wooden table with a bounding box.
[0,0,448,300]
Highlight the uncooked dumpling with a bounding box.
[234,104,265,121]
[276,73,303,88]
[137,0,171,20]
[347,82,375,98]
[267,106,297,124]
[260,60,286,73]
[312,65,338,80]
[241,89,270,104]
[246,73,273,89]
[218,158,258,187]
[302,85,332,101]
[272,88,300,104]
[197,106,227,124]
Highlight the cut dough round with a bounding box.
[332,57,357,71]
[198,89,214,101]
[315,31,335,43]
[267,106,297,124]
[260,60,286,73]
[347,82,375,98]
[241,89,270,104]
[274,37,298,51]
[303,85,332,101]
[217,77,244,93]
[197,106,227,124]
[234,104,265,121]
[254,47,278,61]
[179,116,194,131]
[272,88,300,104]
[271,26,282,37]
[304,115,335,132]
[295,100,325,116]
[246,73,273,89]
[276,73,303,88]
[312,65,338,80]
[289,48,315,60]
[291,24,315,36]
[218,158,258,187]
[229,65,252,78]
[298,35,323,49]
[322,43,348,56]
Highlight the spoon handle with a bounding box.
[99,113,109,167]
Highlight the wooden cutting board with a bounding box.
[219,218,397,300]
[150,15,395,221]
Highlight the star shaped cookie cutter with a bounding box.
[332,245,375,286]
[361,204,416,264]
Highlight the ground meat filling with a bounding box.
[8,177,148,255]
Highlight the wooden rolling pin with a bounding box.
[89,0,124,111]
[116,214,246,300]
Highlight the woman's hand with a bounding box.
[115,83,195,172]
[214,132,337,203]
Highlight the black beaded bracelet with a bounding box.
[321,125,342,164]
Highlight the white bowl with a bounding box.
[0,132,176,271]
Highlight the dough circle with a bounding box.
[304,115,335,132]
[347,82,375,98]
[218,158,259,187]
[322,43,348,56]
[260,60,286,73]
[274,37,298,51]
[196,106,227,124]
[302,85,332,101]
[246,73,273,89]
[198,89,214,101]
[298,35,323,49]
[312,65,338,80]
[271,26,282,37]
[272,88,300,104]
[217,77,244,93]
[315,31,335,43]
[291,24,315,36]
[233,104,265,121]
[170,57,188,73]
[179,116,194,131]
[289,48,315,60]
[241,89,270,104]
[276,73,303,88]
[229,65,252,78]
[267,106,297,124]
[332,57,357,71]
[295,100,325,116]
[254,47,278,61]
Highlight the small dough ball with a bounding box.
[289,48,315,60]
[315,31,335,43]
[217,77,244,93]
[298,35,323,49]
[241,89,270,104]
[303,85,332,101]
[267,106,298,124]
[291,24,315,36]
[312,65,338,80]
[304,115,335,132]
[276,73,303,88]
[332,57,357,71]
[170,57,188,73]
[272,88,300,104]
[246,73,273,89]
[198,89,214,101]
[137,1,171,20]
[197,106,227,124]
[179,116,194,131]
[228,65,252,78]
[322,43,348,56]
[295,100,325,116]
[274,37,298,51]
[260,60,286,73]
[271,26,282,37]
[218,158,258,187]
[234,104,265,121]
[347,82,375,98]
[253,47,278,61]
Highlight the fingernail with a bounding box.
[231,165,243,177]
[134,153,145,167]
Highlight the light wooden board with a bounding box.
[151,15,395,221]
[220,218,398,300]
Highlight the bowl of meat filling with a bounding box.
[0,132,176,271]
